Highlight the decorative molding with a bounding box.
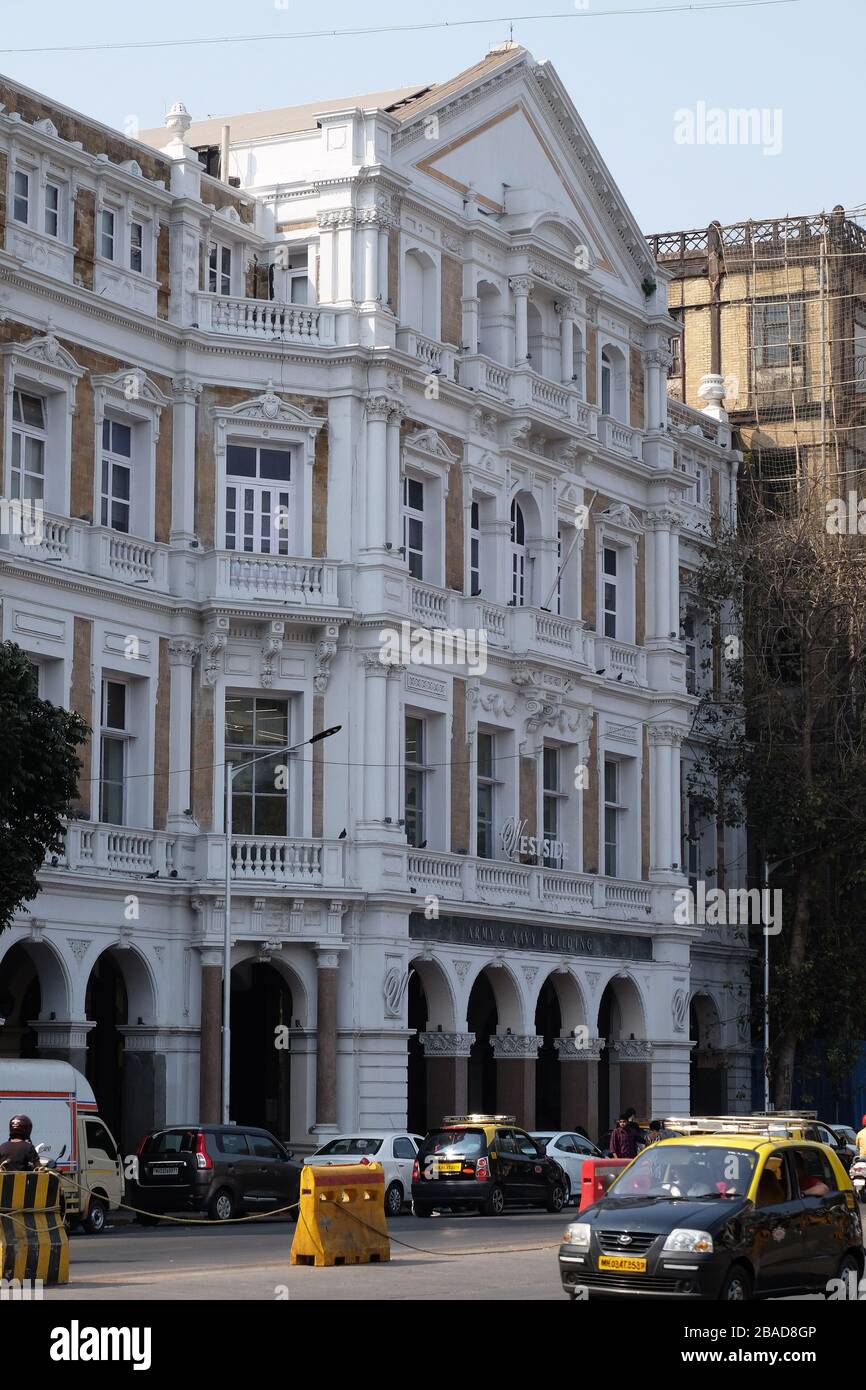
[404,427,458,465]
[490,1032,543,1060]
[554,1035,605,1062]
[672,988,688,1034]
[260,620,284,689]
[314,623,340,693]
[607,1038,653,1060]
[418,1031,474,1058]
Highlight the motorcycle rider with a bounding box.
[856,1115,866,1159]
[0,1115,39,1171]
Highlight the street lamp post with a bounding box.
[221,724,341,1126]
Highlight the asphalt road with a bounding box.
[44,1205,863,1301]
[48,1209,569,1301]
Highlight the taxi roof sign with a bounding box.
[441,1114,517,1126]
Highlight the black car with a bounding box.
[412,1115,567,1217]
[558,1136,863,1300]
[130,1124,301,1224]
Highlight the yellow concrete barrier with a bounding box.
[290,1161,390,1267]
[0,1170,69,1285]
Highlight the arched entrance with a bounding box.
[229,959,292,1139]
[467,972,497,1114]
[534,977,562,1129]
[690,994,726,1114]
[598,975,648,1140]
[0,944,41,1058]
[85,953,128,1143]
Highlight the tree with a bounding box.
[0,641,89,935]
[686,472,866,1109]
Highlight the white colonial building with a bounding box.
[0,43,750,1152]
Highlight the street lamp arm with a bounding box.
[227,724,342,781]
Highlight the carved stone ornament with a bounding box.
[490,1033,543,1060]
[554,1035,605,1062]
[607,1038,653,1060]
[418,1032,474,1058]
[672,988,688,1034]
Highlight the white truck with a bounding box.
[0,1059,124,1232]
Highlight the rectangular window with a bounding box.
[13,169,30,224]
[469,500,481,595]
[753,300,804,368]
[100,680,128,824]
[224,443,292,555]
[404,716,427,849]
[11,389,47,502]
[603,546,618,639]
[683,614,697,694]
[603,758,622,878]
[100,208,116,261]
[403,476,424,580]
[208,241,232,295]
[476,731,495,859]
[130,220,144,274]
[542,745,564,868]
[224,695,291,836]
[287,247,309,305]
[44,182,61,238]
[100,419,133,534]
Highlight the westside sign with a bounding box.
[500,816,566,863]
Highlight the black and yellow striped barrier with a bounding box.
[0,1170,69,1284]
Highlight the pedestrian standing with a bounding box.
[610,1114,640,1160]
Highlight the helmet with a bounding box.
[9,1115,32,1139]
[861,1115,866,1129]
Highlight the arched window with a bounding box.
[601,350,612,416]
[510,498,526,606]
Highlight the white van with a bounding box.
[0,1059,124,1232]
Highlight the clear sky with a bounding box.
[0,0,859,234]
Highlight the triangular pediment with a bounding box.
[395,48,656,294]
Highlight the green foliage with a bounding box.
[0,641,88,934]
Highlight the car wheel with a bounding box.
[481,1184,505,1216]
[546,1182,566,1214]
[135,1213,160,1227]
[413,1202,433,1218]
[562,1175,573,1206]
[384,1182,404,1218]
[826,1252,861,1298]
[208,1188,236,1222]
[83,1198,107,1234]
[719,1264,752,1301]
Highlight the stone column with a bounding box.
[419,1032,474,1131]
[461,295,479,356]
[117,1027,167,1155]
[385,663,404,827]
[557,302,575,383]
[32,1020,94,1077]
[645,508,681,641]
[377,223,390,308]
[647,1039,690,1119]
[644,348,671,432]
[362,654,389,825]
[170,378,201,544]
[359,211,379,305]
[608,1039,653,1122]
[385,403,404,552]
[555,1035,604,1138]
[167,639,199,831]
[510,277,532,365]
[492,1033,542,1128]
[198,949,222,1123]
[314,948,341,1137]
[364,395,392,552]
[648,725,673,876]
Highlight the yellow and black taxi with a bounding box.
[412,1114,567,1217]
[558,1134,863,1300]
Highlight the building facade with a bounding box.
[0,44,749,1153]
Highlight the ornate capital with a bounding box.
[490,1033,543,1060]
[644,506,682,533]
[418,1031,475,1058]
[365,394,396,423]
[317,207,356,230]
[607,1038,653,1061]
[647,723,686,748]
[509,276,533,297]
[168,638,200,668]
[554,1035,605,1062]
[171,376,203,404]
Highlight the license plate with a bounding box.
[151,1166,179,1177]
[854,1179,865,1187]
[598,1255,647,1273]
[435,1161,462,1173]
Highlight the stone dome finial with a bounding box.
[165,102,192,138]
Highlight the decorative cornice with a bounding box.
[554,1035,605,1062]
[418,1031,475,1058]
[490,1032,543,1060]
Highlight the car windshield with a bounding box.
[315,1137,383,1156]
[145,1130,197,1155]
[607,1145,759,1199]
[423,1129,486,1157]
[533,1135,554,1146]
